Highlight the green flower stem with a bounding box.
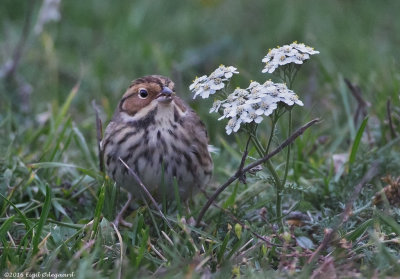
[282,109,292,186]
[265,115,277,155]
[268,160,284,226]
[249,132,284,225]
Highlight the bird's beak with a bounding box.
[157,87,173,103]
[161,87,173,96]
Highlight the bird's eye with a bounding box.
[138,88,148,99]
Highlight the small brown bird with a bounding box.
[102,75,213,205]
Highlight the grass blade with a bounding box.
[344,218,373,241]
[135,227,149,268]
[339,76,356,139]
[376,210,400,236]
[349,116,368,166]
[29,162,102,179]
[32,184,52,255]
[47,117,72,162]
[91,182,106,239]
[0,215,15,239]
[72,123,97,170]
[217,231,231,264]
[0,192,32,230]
[43,83,79,151]
[54,83,80,134]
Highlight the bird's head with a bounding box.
[119,75,176,116]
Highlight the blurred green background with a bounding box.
[1,0,399,142]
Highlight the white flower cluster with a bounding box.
[190,65,239,99]
[212,81,303,134]
[262,42,319,74]
[190,42,318,135]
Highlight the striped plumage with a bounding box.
[102,75,213,201]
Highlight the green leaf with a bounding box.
[54,83,79,135]
[136,227,149,267]
[349,116,368,165]
[51,199,69,217]
[102,178,118,220]
[44,83,79,150]
[0,215,15,240]
[29,162,101,179]
[99,218,115,245]
[33,185,52,255]
[223,181,238,209]
[296,236,314,249]
[339,76,356,139]
[131,214,144,247]
[234,223,242,239]
[376,211,400,236]
[92,182,106,239]
[0,192,32,230]
[345,218,373,241]
[47,117,72,162]
[72,123,97,170]
[217,231,231,264]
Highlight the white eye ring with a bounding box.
[138,88,148,99]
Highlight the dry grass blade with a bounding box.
[118,157,176,233]
[344,78,369,124]
[72,239,95,260]
[111,223,124,279]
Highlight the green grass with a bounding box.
[1,0,400,278]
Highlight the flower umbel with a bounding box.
[262,42,319,74]
[215,81,303,134]
[190,65,239,99]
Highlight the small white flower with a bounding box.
[247,81,263,94]
[292,42,319,55]
[270,82,304,107]
[193,84,216,99]
[209,77,225,91]
[237,88,249,97]
[239,103,262,124]
[263,80,274,87]
[210,65,239,80]
[219,107,229,119]
[262,42,319,73]
[219,95,247,119]
[218,83,281,134]
[226,117,241,135]
[224,66,239,78]
[290,94,304,106]
[191,65,239,99]
[209,100,224,113]
[209,68,224,79]
[259,97,278,116]
[248,112,264,123]
[189,75,207,91]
